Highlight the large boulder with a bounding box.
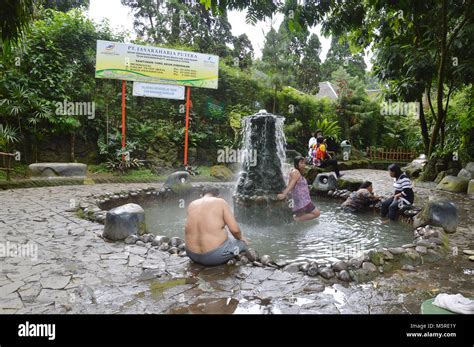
[457,168,472,180]
[210,165,233,181]
[468,180,474,197]
[28,163,87,177]
[337,177,364,191]
[312,173,337,192]
[164,171,190,186]
[402,154,426,179]
[436,175,469,193]
[103,203,146,241]
[413,198,458,233]
[434,170,447,184]
[163,171,192,194]
[465,162,474,177]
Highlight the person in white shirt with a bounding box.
[308,129,322,156]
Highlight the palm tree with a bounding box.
[0,0,35,54]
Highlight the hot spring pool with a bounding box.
[144,196,413,263]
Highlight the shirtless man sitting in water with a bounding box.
[184,187,248,266]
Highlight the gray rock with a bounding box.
[415,239,435,248]
[306,266,319,277]
[401,249,422,266]
[283,262,303,273]
[332,260,348,272]
[168,247,179,254]
[227,259,236,266]
[240,255,249,265]
[465,162,474,177]
[102,203,146,241]
[142,234,155,243]
[338,270,351,282]
[163,171,190,188]
[388,247,406,255]
[252,261,263,267]
[274,260,288,268]
[413,198,458,233]
[458,168,472,180]
[244,248,259,262]
[468,180,474,196]
[151,236,170,247]
[401,265,416,272]
[260,254,273,266]
[318,267,335,279]
[463,250,474,256]
[347,258,363,269]
[178,250,187,257]
[28,162,87,177]
[415,246,427,254]
[124,235,138,245]
[158,243,170,252]
[299,263,311,272]
[382,250,394,260]
[170,237,184,247]
[362,262,377,272]
[312,173,338,192]
[177,243,186,251]
[136,240,146,247]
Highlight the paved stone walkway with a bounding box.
[0,170,472,314]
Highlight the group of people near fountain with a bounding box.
[276,154,414,221]
[183,131,414,266]
[307,129,343,178]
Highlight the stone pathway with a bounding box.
[0,170,472,314]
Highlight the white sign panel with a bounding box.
[132,82,185,100]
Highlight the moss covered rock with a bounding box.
[337,177,364,191]
[210,165,234,181]
[468,179,474,197]
[436,175,469,193]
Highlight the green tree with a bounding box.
[321,36,366,81]
[0,0,36,54]
[259,27,294,113]
[41,0,90,12]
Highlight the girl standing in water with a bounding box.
[278,156,320,221]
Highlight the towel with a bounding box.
[432,293,474,314]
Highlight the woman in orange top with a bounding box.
[315,138,343,178]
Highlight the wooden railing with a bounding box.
[366,147,417,162]
[0,151,16,181]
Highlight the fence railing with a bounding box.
[366,147,417,162]
[0,151,16,181]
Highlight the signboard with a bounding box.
[95,40,219,89]
[133,82,185,100]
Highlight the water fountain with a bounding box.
[233,110,293,225]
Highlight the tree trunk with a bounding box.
[70,132,75,162]
[418,95,430,154]
[272,86,277,114]
[428,0,448,157]
[440,119,446,147]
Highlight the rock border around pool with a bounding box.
[74,184,452,284]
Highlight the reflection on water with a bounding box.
[145,196,412,263]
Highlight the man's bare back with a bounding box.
[185,191,247,254]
